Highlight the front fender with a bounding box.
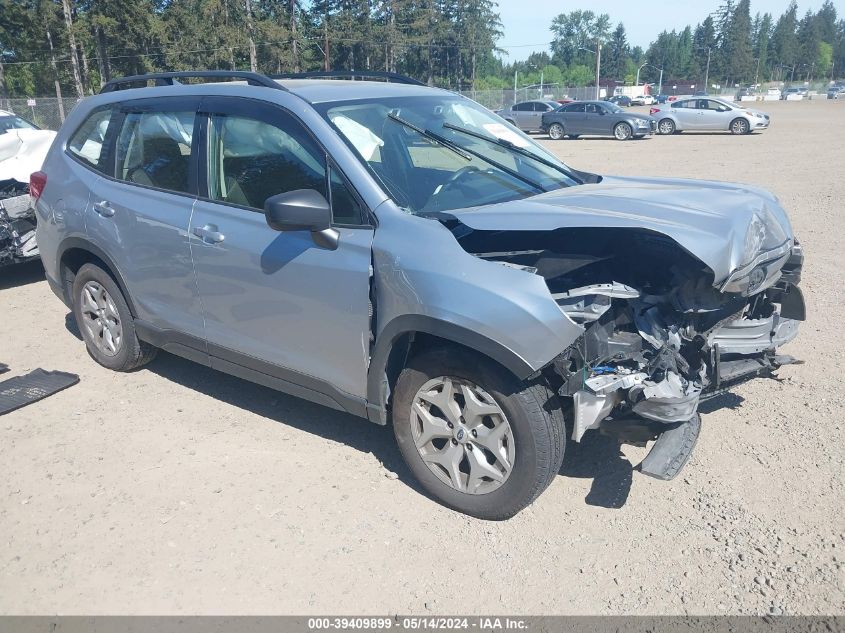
[367,202,583,420]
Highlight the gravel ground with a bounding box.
[1,99,843,616]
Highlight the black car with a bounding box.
[541,100,656,141]
[605,95,632,107]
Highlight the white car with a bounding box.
[631,95,655,106]
[0,110,57,182]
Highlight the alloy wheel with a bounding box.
[79,280,123,356]
[732,119,750,134]
[658,119,675,135]
[614,123,632,140]
[549,123,564,140]
[410,376,515,495]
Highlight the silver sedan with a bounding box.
[649,97,770,135]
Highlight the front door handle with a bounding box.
[93,200,115,217]
[192,224,225,244]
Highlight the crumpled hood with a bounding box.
[448,175,794,285]
[0,129,56,182]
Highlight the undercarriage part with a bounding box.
[638,414,701,480]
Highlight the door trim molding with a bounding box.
[135,320,368,419]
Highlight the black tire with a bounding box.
[730,117,750,135]
[566,134,580,139]
[392,347,565,520]
[658,118,676,135]
[613,122,633,140]
[548,122,565,140]
[72,263,157,371]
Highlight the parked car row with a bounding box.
[498,96,769,140]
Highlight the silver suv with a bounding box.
[34,71,805,519]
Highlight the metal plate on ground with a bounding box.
[0,369,80,416]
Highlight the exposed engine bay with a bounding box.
[450,224,805,479]
[0,179,38,268]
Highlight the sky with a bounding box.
[496,0,837,62]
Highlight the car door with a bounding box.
[189,96,375,401]
[702,99,734,130]
[83,96,207,343]
[584,103,611,134]
[561,103,587,134]
[670,99,700,130]
[509,103,529,130]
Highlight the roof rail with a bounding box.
[271,71,426,86]
[99,71,288,94]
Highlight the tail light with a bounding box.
[649,108,660,115]
[30,171,47,202]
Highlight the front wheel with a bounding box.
[392,348,565,520]
[730,118,750,135]
[614,122,633,140]
[548,123,564,140]
[658,118,676,135]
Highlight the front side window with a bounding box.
[206,113,326,211]
[67,108,113,173]
[206,112,365,225]
[320,95,579,214]
[116,110,195,193]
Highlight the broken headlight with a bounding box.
[722,212,791,295]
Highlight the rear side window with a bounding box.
[564,103,586,113]
[67,108,113,173]
[116,111,195,194]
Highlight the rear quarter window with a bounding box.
[67,108,114,174]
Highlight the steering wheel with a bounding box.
[435,165,481,198]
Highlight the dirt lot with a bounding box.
[1,99,843,616]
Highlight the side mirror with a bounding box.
[264,189,338,250]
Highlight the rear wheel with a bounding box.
[658,118,676,135]
[614,122,633,140]
[72,263,157,371]
[392,347,565,520]
[730,117,750,135]
[566,134,580,140]
[548,123,564,140]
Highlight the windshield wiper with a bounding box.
[442,122,581,184]
[387,113,471,161]
[387,113,547,193]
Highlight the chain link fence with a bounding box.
[2,97,82,131]
[5,79,838,131]
[458,86,602,110]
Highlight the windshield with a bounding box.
[606,104,624,114]
[318,95,579,214]
[0,116,39,134]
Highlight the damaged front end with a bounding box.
[0,179,38,268]
[454,224,805,481]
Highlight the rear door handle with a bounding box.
[192,224,225,244]
[93,200,115,217]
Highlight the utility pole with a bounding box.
[323,11,330,71]
[539,69,543,97]
[704,47,712,93]
[636,62,647,86]
[595,42,602,100]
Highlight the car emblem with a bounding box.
[456,429,465,441]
